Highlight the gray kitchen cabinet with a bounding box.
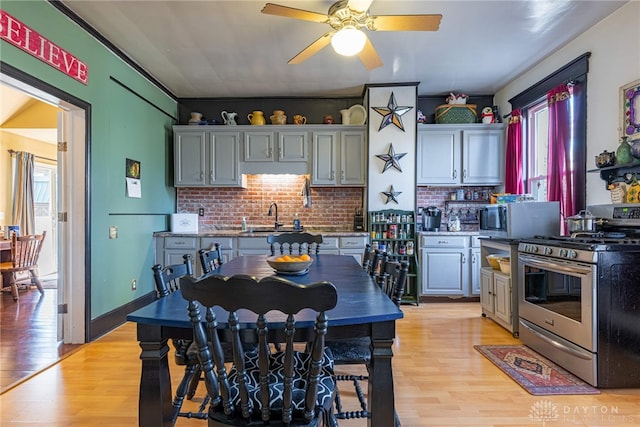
[156,236,234,277]
[311,129,366,186]
[338,236,367,263]
[416,124,506,186]
[173,126,244,187]
[243,130,308,163]
[155,236,199,272]
[420,235,469,296]
[200,237,235,265]
[471,236,481,295]
[236,236,271,256]
[479,238,519,337]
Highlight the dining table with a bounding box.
[127,253,404,427]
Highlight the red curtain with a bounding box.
[546,84,576,234]
[505,110,523,194]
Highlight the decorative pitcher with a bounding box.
[221,111,237,125]
[247,110,266,125]
[340,109,350,125]
[293,114,307,125]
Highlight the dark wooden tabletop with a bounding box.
[128,254,403,329]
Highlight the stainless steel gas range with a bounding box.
[517,204,640,388]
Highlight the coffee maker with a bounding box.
[421,206,442,231]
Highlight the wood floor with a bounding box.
[0,286,80,392]
[1,302,639,426]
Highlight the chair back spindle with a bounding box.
[199,243,223,274]
[181,273,338,426]
[268,232,323,256]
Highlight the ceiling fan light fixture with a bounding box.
[331,26,366,56]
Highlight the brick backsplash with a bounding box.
[416,185,497,231]
[177,178,496,232]
[177,175,364,231]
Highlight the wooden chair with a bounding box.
[0,231,46,301]
[363,247,383,279]
[199,242,223,274]
[151,254,208,423]
[329,260,408,425]
[268,232,323,256]
[180,273,339,427]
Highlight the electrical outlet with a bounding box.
[109,226,118,239]
[198,208,205,216]
[131,279,137,291]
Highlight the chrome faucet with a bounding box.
[268,202,282,230]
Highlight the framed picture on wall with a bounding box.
[621,79,640,142]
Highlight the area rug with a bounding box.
[474,345,600,395]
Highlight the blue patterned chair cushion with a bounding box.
[223,349,335,418]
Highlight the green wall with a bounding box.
[1,1,177,321]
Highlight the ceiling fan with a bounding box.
[261,0,442,70]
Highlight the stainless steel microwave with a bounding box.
[479,201,560,239]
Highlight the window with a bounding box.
[525,99,549,201]
[509,53,588,214]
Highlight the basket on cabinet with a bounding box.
[435,104,477,124]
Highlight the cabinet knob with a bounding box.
[453,170,457,179]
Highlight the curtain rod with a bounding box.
[7,149,56,162]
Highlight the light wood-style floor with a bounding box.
[1,303,639,426]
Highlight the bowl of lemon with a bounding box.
[266,254,313,275]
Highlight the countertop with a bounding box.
[418,231,480,236]
[154,227,369,238]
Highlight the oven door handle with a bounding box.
[519,255,593,276]
[519,320,593,360]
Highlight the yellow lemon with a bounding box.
[299,254,311,261]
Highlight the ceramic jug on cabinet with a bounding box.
[340,109,350,125]
[248,110,266,125]
[221,111,238,125]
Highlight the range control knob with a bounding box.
[530,245,539,253]
[544,247,553,255]
[567,250,578,259]
[559,249,567,257]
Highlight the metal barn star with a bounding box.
[382,185,402,204]
[372,92,413,132]
[376,143,407,173]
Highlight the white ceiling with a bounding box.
[57,0,627,99]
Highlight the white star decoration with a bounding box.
[382,185,402,204]
[376,143,407,173]
[372,92,413,132]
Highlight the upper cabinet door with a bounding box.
[244,131,275,161]
[209,131,242,186]
[174,131,207,186]
[278,131,308,162]
[340,131,366,186]
[416,129,460,185]
[462,128,505,184]
[312,131,339,185]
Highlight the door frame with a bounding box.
[1,63,90,344]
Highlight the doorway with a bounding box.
[0,71,87,391]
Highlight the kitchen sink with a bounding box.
[241,227,304,233]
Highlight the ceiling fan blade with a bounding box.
[261,3,328,23]
[288,32,334,65]
[347,0,374,12]
[358,35,383,71]
[369,14,443,31]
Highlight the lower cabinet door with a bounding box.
[493,273,511,326]
[421,249,468,295]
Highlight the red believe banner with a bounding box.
[0,10,88,85]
